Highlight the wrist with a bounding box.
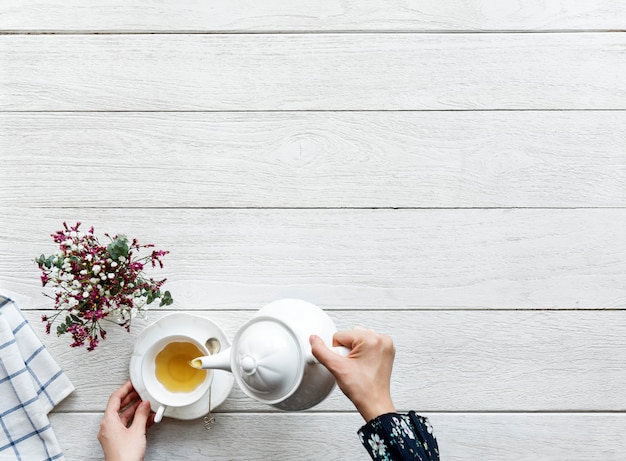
[358,399,396,422]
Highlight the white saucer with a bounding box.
[129,313,234,420]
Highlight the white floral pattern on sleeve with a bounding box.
[358,412,439,461]
[369,433,388,458]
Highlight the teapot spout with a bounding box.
[190,348,232,371]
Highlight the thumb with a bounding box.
[310,335,343,373]
[131,400,151,431]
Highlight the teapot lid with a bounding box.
[233,318,303,402]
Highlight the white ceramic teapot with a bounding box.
[191,299,349,411]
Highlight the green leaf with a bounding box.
[57,323,68,336]
[107,236,129,261]
[35,254,55,269]
[146,290,158,305]
[160,290,173,307]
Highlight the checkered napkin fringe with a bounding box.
[0,296,74,461]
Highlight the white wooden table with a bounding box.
[1,2,626,459]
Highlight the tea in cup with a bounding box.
[141,335,213,422]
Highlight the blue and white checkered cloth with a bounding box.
[0,295,74,461]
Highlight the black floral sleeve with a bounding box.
[358,412,439,460]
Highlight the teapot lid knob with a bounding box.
[234,318,303,402]
[240,355,257,374]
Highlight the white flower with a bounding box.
[111,261,118,268]
[424,418,434,434]
[400,417,415,439]
[86,254,93,261]
[80,269,88,275]
[92,265,101,274]
[368,434,387,458]
[107,273,115,279]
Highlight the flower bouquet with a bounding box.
[35,222,173,351]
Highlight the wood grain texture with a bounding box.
[2,111,626,208]
[50,412,626,461]
[2,33,626,111]
[3,0,625,457]
[2,208,625,310]
[25,309,626,413]
[2,0,625,32]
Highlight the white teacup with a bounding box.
[141,334,213,423]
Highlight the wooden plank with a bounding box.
[2,208,626,310]
[2,111,626,208]
[50,412,626,460]
[2,33,625,111]
[20,309,626,412]
[2,1,625,32]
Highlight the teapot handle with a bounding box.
[307,344,350,364]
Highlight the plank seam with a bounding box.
[1,29,625,35]
[2,109,626,113]
[8,206,626,210]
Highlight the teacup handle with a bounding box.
[154,404,166,423]
[308,344,350,364]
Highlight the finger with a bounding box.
[105,380,134,414]
[310,335,345,373]
[146,411,156,430]
[120,390,140,410]
[332,329,367,348]
[119,399,142,427]
[130,400,151,432]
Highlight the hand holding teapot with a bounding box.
[309,328,397,422]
